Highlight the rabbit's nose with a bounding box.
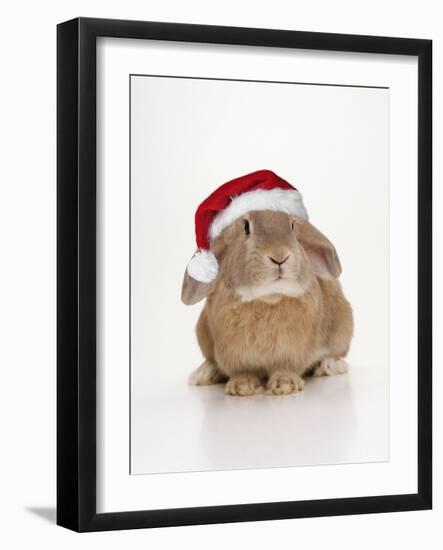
[269,255,289,266]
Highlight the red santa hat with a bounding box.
[187,169,309,283]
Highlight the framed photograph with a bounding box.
[57,17,432,532]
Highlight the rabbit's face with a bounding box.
[218,211,313,301]
[182,211,341,305]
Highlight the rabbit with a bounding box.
[182,210,353,397]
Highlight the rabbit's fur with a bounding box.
[182,211,353,396]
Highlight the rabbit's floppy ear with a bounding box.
[182,237,228,305]
[181,270,213,305]
[296,220,342,280]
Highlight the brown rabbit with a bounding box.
[182,210,353,397]
[182,170,353,396]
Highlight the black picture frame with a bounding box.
[57,17,432,532]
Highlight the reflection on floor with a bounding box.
[131,367,389,475]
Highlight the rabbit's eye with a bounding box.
[244,220,251,236]
[291,221,295,231]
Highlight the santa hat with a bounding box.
[187,169,308,283]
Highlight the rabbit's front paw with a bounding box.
[313,357,348,377]
[224,374,263,397]
[266,372,304,395]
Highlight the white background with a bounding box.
[0,1,441,549]
[130,76,390,474]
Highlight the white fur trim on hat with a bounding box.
[209,188,308,241]
[187,250,219,283]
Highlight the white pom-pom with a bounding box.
[187,250,218,283]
